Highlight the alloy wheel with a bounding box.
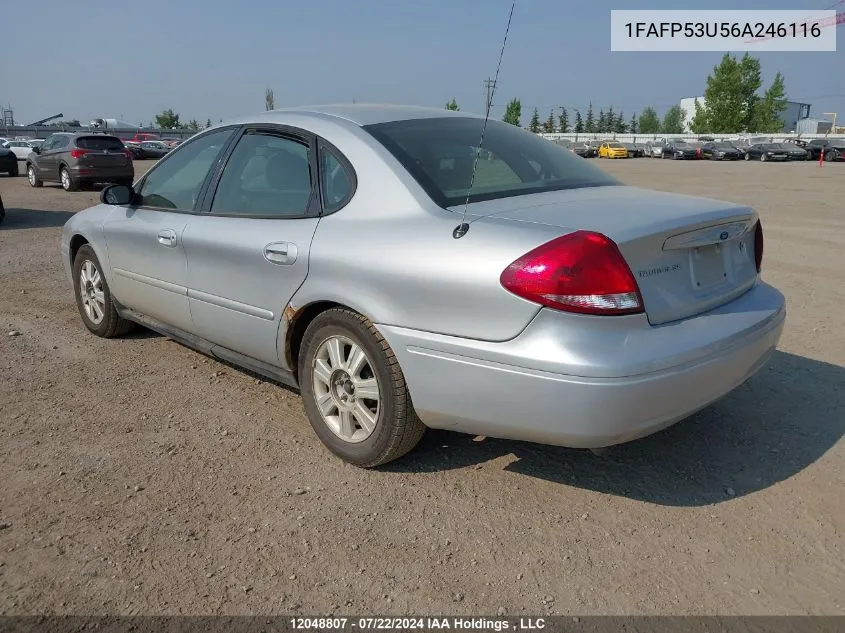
[79,260,106,325]
[311,335,381,443]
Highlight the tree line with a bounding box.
[445,96,685,135]
[444,53,788,136]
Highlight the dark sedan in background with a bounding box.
[661,142,698,159]
[700,141,742,160]
[0,146,19,176]
[804,138,845,162]
[554,139,591,158]
[622,142,645,157]
[744,143,789,162]
[772,143,808,160]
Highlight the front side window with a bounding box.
[363,117,619,207]
[210,131,313,217]
[136,127,235,210]
[52,136,70,150]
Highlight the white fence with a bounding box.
[538,132,845,143]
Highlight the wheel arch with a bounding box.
[282,298,377,381]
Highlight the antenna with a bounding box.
[453,0,517,239]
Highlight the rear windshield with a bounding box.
[362,117,620,207]
[76,136,125,150]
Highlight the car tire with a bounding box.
[825,151,835,162]
[60,166,79,192]
[72,245,135,338]
[27,165,43,187]
[298,307,426,468]
[744,153,751,161]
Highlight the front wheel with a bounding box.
[72,245,134,338]
[298,308,425,468]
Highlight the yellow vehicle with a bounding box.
[599,142,628,158]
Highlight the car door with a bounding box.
[181,126,330,367]
[46,135,71,178]
[33,135,56,177]
[101,126,238,332]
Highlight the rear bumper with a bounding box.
[68,165,134,181]
[378,281,786,449]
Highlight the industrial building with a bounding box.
[678,96,812,133]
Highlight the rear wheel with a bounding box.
[298,308,425,468]
[60,166,78,191]
[27,165,42,187]
[72,245,134,338]
[825,150,836,162]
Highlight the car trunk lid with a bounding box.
[455,185,760,325]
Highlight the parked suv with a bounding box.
[26,133,134,191]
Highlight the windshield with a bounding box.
[674,143,692,148]
[363,117,621,207]
[714,143,736,149]
[609,143,625,149]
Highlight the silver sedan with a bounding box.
[60,105,786,467]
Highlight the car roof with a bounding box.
[223,103,477,127]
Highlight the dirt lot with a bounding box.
[0,158,843,616]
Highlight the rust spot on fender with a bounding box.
[282,303,300,371]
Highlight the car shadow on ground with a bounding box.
[384,350,844,507]
[0,207,75,229]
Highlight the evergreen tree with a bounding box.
[542,108,556,133]
[558,107,569,133]
[529,107,541,133]
[585,103,595,133]
[574,109,584,133]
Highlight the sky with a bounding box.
[2,0,843,127]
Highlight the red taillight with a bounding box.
[754,220,763,273]
[500,231,644,316]
[124,149,133,159]
[70,149,89,158]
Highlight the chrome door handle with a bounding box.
[263,242,297,265]
[157,229,177,247]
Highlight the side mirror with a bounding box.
[31,146,41,154]
[100,184,134,206]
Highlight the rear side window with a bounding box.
[76,136,125,150]
[319,145,353,212]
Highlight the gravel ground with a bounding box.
[0,158,843,616]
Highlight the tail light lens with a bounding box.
[124,149,133,159]
[754,219,763,273]
[70,149,89,159]
[500,231,644,316]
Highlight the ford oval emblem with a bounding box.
[719,231,729,240]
